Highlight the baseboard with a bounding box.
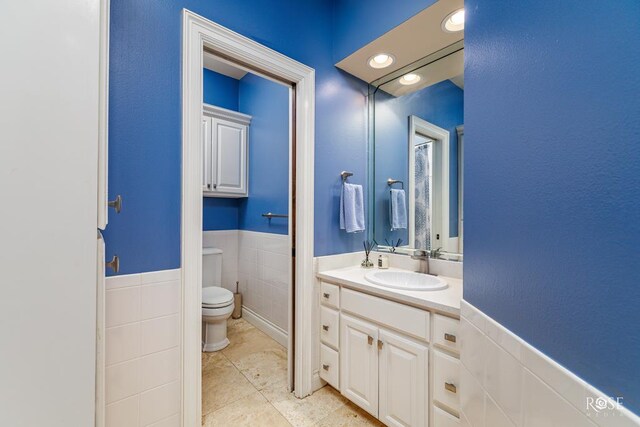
[241,306,288,348]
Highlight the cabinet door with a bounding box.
[202,116,212,192]
[211,117,247,195]
[340,313,378,417]
[379,328,429,427]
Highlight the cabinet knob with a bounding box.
[322,364,330,371]
[322,324,329,332]
[445,382,457,394]
[367,335,374,345]
[444,333,457,343]
[377,340,384,350]
[323,292,330,299]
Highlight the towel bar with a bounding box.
[387,178,404,189]
[341,171,353,181]
[262,212,288,219]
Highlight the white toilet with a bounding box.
[202,247,234,352]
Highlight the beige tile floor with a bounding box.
[202,318,383,426]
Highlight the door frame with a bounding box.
[408,116,456,252]
[181,9,316,426]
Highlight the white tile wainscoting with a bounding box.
[203,230,290,345]
[460,300,640,427]
[105,269,181,427]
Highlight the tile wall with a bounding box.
[203,230,290,333]
[105,269,181,427]
[460,300,640,427]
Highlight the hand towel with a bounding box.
[340,183,365,233]
[389,188,407,230]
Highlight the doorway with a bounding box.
[181,10,316,426]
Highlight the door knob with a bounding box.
[108,195,122,213]
[106,255,120,273]
[322,325,329,331]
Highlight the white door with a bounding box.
[211,117,247,194]
[0,1,103,425]
[340,314,379,417]
[378,329,429,427]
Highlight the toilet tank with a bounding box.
[202,247,223,288]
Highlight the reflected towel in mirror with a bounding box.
[390,188,407,230]
[340,183,365,233]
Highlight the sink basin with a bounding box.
[364,270,448,291]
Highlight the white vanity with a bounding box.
[317,264,462,427]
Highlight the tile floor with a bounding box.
[202,318,383,426]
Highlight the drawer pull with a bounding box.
[377,340,384,350]
[322,364,330,371]
[444,333,457,343]
[323,292,330,299]
[445,382,457,394]
[367,335,374,345]
[322,324,329,331]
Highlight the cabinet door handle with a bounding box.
[377,340,384,350]
[445,382,457,394]
[322,325,329,332]
[444,333,457,343]
[213,183,217,189]
[367,335,374,345]
[323,292,330,299]
[322,364,330,371]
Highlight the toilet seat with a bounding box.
[202,287,234,308]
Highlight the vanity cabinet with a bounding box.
[318,279,461,427]
[202,104,251,198]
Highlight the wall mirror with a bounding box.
[369,41,464,260]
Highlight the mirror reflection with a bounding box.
[370,46,464,259]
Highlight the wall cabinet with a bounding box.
[319,280,461,427]
[202,104,251,198]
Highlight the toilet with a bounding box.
[202,247,234,352]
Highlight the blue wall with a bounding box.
[203,68,238,110]
[332,0,436,62]
[106,0,370,275]
[373,80,463,246]
[201,70,289,235]
[238,74,290,235]
[465,0,640,414]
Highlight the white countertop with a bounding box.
[317,266,463,316]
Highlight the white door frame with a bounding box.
[408,116,456,252]
[181,9,315,426]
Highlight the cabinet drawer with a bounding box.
[433,314,460,354]
[341,288,430,342]
[433,405,460,426]
[320,282,340,309]
[433,350,461,412]
[320,306,339,349]
[320,344,339,390]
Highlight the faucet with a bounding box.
[411,247,442,275]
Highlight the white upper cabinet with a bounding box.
[202,104,251,198]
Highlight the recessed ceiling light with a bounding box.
[442,8,465,33]
[399,73,421,85]
[368,53,395,69]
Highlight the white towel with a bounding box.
[389,189,407,230]
[340,183,365,233]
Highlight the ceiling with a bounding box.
[335,0,464,85]
[203,52,248,80]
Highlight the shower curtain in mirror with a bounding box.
[414,144,431,250]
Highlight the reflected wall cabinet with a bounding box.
[202,104,251,197]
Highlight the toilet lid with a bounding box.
[202,287,234,308]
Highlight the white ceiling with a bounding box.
[203,52,248,80]
[335,0,464,85]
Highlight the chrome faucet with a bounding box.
[411,247,442,275]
